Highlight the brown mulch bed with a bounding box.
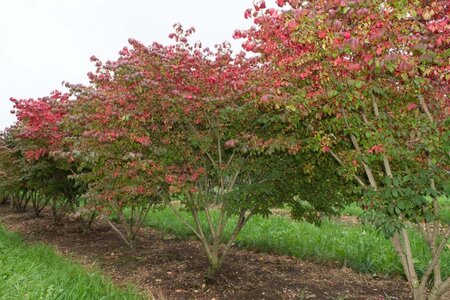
[0,204,413,300]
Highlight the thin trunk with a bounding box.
[209,203,229,278]
[217,209,253,268]
[204,205,217,240]
[207,254,220,279]
[429,276,450,300]
[427,158,445,287]
[167,203,202,240]
[106,219,133,250]
[419,95,434,124]
[432,193,442,287]
[227,170,241,193]
[419,95,448,157]
[87,211,97,230]
[218,138,225,196]
[401,228,420,291]
[135,205,150,231]
[391,233,413,285]
[328,149,367,187]
[350,134,378,188]
[106,207,149,250]
[12,191,30,212]
[51,197,62,222]
[32,193,49,217]
[419,227,450,296]
[216,203,227,244]
[207,209,254,279]
[392,232,425,299]
[191,208,214,264]
[341,108,377,189]
[371,96,380,117]
[383,156,393,178]
[51,196,78,222]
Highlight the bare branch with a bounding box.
[204,205,217,240]
[328,149,367,187]
[167,203,202,240]
[218,209,254,267]
[419,95,434,123]
[106,219,132,249]
[192,209,213,260]
[341,108,377,189]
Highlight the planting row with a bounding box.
[0,1,449,299]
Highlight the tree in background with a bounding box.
[9,91,83,221]
[0,127,27,209]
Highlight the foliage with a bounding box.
[240,1,449,299]
[8,92,85,222]
[0,128,26,200]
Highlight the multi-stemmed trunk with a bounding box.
[106,204,150,251]
[51,196,75,223]
[30,191,49,217]
[324,97,450,299]
[10,190,30,212]
[169,201,253,279]
[391,225,450,300]
[0,193,9,205]
[166,134,256,279]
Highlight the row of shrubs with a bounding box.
[1,2,449,299]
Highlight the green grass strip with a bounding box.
[0,225,144,300]
[143,208,450,278]
[341,197,450,224]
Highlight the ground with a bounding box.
[0,205,413,300]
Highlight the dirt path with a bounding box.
[0,205,412,300]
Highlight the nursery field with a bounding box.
[1,1,448,299]
[0,203,416,299]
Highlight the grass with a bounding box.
[341,196,450,224]
[340,203,364,217]
[143,207,450,279]
[0,225,144,300]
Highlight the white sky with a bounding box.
[0,0,260,130]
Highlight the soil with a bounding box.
[0,204,413,300]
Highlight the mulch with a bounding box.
[0,204,413,299]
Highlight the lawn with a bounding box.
[0,226,144,300]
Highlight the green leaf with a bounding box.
[425,212,435,223]
[392,189,399,198]
[327,89,338,98]
[443,48,450,58]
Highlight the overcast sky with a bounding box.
[0,0,261,130]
